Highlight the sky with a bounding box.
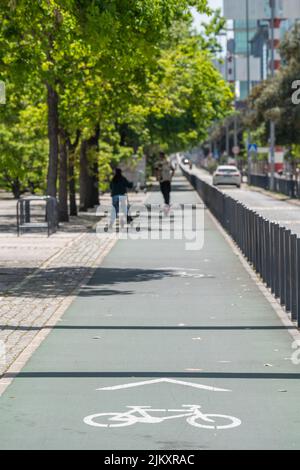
[192,0,223,29]
[192,0,226,53]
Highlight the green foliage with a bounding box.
[97,140,135,193]
[199,8,226,54]
[139,23,233,153]
[0,83,48,196]
[0,0,233,198]
[207,160,218,174]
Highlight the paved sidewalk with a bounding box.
[0,177,300,449]
[189,166,300,235]
[0,193,100,293]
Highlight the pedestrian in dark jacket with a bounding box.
[109,168,133,226]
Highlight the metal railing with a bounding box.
[249,174,269,190]
[249,174,296,198]
[17,196,59,237]
[182,167,300,328]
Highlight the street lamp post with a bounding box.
[225,53,230,160]
[231,37,238,160]
[269,0,276,191]
[246,0,252,183]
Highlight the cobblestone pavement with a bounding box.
[0,191,147,377]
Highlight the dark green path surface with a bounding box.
[0,177,300,449]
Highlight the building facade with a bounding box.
[223,0,300,101]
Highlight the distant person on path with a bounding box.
[109,168,133,227]
[155,152,175,211]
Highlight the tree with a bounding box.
[0,0,233,213]
[0,82,48,198]
[138,22,233,154]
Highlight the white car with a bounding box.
[213,165,242,188]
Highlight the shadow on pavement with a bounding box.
[0,267,177,298]
[3,371,300,379]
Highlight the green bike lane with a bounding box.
[0,176,300,450]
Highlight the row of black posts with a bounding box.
[182,168,300,328]
[249,174,299,199]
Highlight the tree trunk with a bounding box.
[46,83,59,198]
[79,139,91,212]
[69,151,77,216]
[68,131,80,217]
[91,161,100,206]
[79,124,100,211]
[58,130,69,222]
[11,178,21,199]
[90,124,101,207]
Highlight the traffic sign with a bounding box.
[248,144,258,153]
[232,146,240,155]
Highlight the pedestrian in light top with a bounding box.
[155,152,175,210]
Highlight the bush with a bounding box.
[207,161,218,174]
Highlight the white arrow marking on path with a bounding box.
[97,378,230,392]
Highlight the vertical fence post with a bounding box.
[274,224,280,299]
[251,212,255,268]
[291,234,297,321]
[25,200,30,223]
[253,213,257,272]
[262,217,266,281]
[246,207,250,261]
[262,218,266,282]
[285,230,292,312]
[279,227,285,307]
[243,205,247,256]
[257,215,261,275]
[270,223,275,294]
[296,238,300,327]
[257,216,262,276]
[254,212,258,271]
[265,219,271,288]
[258,216,262,279]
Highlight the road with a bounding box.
[0,176,300,450]
[189,166,300,235]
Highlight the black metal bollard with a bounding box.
[258,216,262,278]
[270,223,275,294]
[296,238,300,327]
[290,234,297,321]
[279,227,286,307]
[274,224,280,299]
[264,219,271,288]
[284,230,292,312]
[25,200,30,223]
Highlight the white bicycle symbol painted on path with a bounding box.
[84,404,241,430]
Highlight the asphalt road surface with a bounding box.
[0,176,300,450]
[190,166,300,236]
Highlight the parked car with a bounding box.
[213,165,242,188]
